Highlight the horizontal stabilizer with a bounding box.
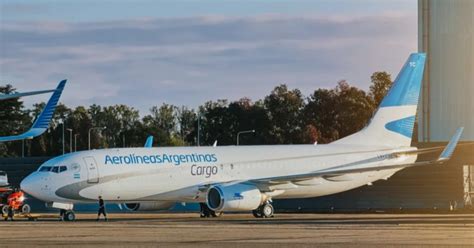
[0,89,55,101]
[248,128,465,186]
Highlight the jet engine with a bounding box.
[206,183,264,212]
[124,201,175,211]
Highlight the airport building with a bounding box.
[1,0,473,212]
[418,0,474,142]
[417,0,474,209]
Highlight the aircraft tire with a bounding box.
[21,204,31,214]
[1,205,8,215]
[63,211,75,221]
[261,203,274,218]
[252,209,263,218]
[211,211,223,218]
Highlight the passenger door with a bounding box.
[84,156,99,183]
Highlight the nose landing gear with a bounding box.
[60,209,76,221]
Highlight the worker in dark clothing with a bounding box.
[96,196,108,221]
[5,206,14,221]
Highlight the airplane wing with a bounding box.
[144,136,153,148]
[250,127,464,186]
[0,80,67,142]
[0,89,55,101]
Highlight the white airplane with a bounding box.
[0,80,67,142]
[21,53,464,221]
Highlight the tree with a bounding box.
[304,88,338,143]
[369,71,392,108]
[264,84,304,144]
[0,72,390,156]
[143,104,179,146]
[175,106,196,145]
[0,85,30,157]
[304,81,374,143]
[334,80,374,138]
[198,100,234,145]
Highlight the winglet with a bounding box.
[438,127,464,162]
[31,79,67,130]
[144,136,153,148]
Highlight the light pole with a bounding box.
[88,126,106,150]
[58,119,65,155]
[22,139,25,158]
[66,128,73,153]
[237,130,255,146]
[74,134,80,152]
[197,113,201,147]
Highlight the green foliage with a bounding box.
[264,85,304,144]
[0,71,392,156]
[304,80,375,143]
[369,71,393,107]
[0,85,30,156]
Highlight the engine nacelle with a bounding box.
[207,184,264,212]
[124,201,175,211]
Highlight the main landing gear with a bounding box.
[252,202,274,218]
[199,203,222,218]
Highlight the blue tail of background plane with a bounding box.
[0,80,67,142]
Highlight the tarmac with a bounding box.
[0,213,473,247]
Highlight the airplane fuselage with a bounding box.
[21,144,416,204]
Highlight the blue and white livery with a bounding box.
[20,54,463,221]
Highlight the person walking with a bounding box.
[4,206,14,221]
[96,196,107,221]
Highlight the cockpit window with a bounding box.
[39,166,52,172]
[51,166,59,173]
[59,166,67,172]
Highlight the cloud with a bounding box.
[0,13,417,114]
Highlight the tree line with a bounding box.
[0,72,393,157]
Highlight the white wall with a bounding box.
[418,0,474,142]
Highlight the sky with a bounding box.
[0,0,417,114]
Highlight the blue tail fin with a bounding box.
[0,79,67,142]
[380,53,426,108]
[335,53,426,147]
[32,80,67,129]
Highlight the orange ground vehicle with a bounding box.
[1,188,31,217]
[1,171,31,218]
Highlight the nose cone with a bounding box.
[20,174,36,196]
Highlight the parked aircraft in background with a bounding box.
[21,54,464,221]
[0,80,67,142]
